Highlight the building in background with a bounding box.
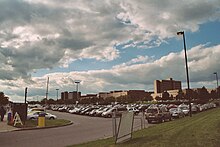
[152,78,182,99]
[108,90,128,98]
[98,92,109,100]
[127,90,146,99]
[61,91,81,102]
[61,91,68,101]
[80,94,97,100]
[154,78,182,93]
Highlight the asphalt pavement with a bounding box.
[0,114,20,133]
[0,111,151,147]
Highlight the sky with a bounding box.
[0,0,220,102]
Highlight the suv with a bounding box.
[145,107,171,123]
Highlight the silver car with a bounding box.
[27,112,57,120]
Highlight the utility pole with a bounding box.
[25,87,28,104]
[45,77,49,106]
[75,80,81,104]
[56,89,59,101]
[214,72,219,99]
[24,87,28,124]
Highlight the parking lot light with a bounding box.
[213,72,219,99]
[177,31,192,117]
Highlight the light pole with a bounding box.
[45,77,49,106]
[177,31,192,117]
[213,72,219,99]
[56,89,59,101]
[75,80,81,103]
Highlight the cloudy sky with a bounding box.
[0,0,220,102]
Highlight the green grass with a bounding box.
[13,119,71,128]
[70,108,220,147]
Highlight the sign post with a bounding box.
[13,112,23,126]
[115,111,134,144]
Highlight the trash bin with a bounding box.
[7,112,13,125]
[38,112,45,127]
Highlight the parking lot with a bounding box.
[48,102,217,123]
[0,107,151,147]
[0,102,217,147]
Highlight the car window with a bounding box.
[146,108,158,113]
[117,107,127,111]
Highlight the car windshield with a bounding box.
[169,108,177,112]
[179,106,188,110]
[146,108,158,113]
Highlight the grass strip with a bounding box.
[12,119,71,128]
[70,108,220,147]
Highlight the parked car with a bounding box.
[89,108,99,116]
[127,107,139,115]
[28,108,45,113]
[191,105,199,113]
[169,108,185,118]
[178,104,189,115]
[27,112,57,120]
[138,104,150,112]
[145,106,171,123]
[102,106,127,118]
[95,107,110,117]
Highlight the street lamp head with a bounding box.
[177,31,184,35]
[74,80,81,84]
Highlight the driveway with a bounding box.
[0,110,150,147]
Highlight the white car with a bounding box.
[178,105,189,115]
[127,107,139,115]
[27,112,57,120]
[169,108,185,118]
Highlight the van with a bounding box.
[145,107,171,123]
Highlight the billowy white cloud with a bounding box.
[0,0,219,101]
[113,55,153,68]
[4,44,220,101]
[0,0,219,80]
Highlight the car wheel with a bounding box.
[147,120,151,124]
[30,117,35,120]
[49,117,55,120]
[107,114,112,118]
[159,118,164,123]
[169,117,172,121]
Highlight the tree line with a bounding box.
[2,86,219,105]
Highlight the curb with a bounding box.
[12,121,73,132]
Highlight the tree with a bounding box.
[191,90,199,101]
[0,92,9,105]
[57,99,65,104]
[210,90,217,99]
[144,92,153,101]
[105,96,115,104]
[97,97,104,105]
[197,86,210,102]
[47,99,56,104]
[155,96,161,101]
[145,95,153,101]
[40,98,47,105]
[175,90,183,100]
[162,91,170,101]
[183,89,194,100]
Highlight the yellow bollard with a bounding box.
[38,113,45,127]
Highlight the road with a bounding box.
[0,110,151,147]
